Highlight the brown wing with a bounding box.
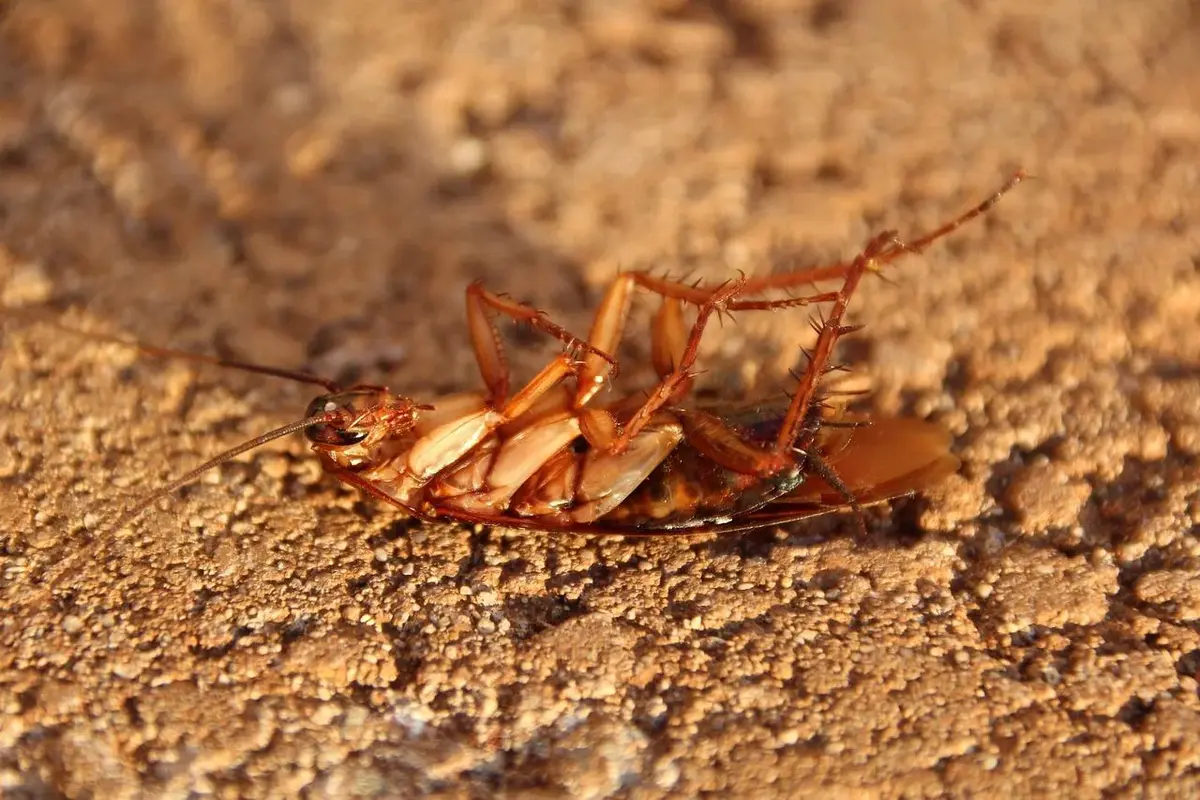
[779,416,960,507]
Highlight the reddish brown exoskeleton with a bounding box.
[108,172,1024,536]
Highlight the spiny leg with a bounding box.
[883,169,1027,256]
[576,271,841,406]
[676,174,1028,518]
[465,280,618,406]
[769,172,1028,458]
[605,277,743,454]
[579,168,1031,391]
[624,279,846,460]
[608,278,843,455]
[590,173,1027,526]
[653,247,886,534]
[769,231,895,462]
[581,171,1028,451]
[633,264,868,477]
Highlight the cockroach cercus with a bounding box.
[89,172,1025,539]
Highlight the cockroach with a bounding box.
[88,172,1024,538]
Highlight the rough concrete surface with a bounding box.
[1,1,1199,797]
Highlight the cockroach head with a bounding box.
[304,388,425,448]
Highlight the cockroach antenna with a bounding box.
[106,411,339,533]
[8,314,354,528]
[83,328,344,392]
[5,309,345,392]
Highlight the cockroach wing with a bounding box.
[781,417,960,507]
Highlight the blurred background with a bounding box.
[5,1,1194,394]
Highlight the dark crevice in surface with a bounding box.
[664,0,777,66]
[189,625,253,660]
[809,0,853,33]
[501,594,586,640]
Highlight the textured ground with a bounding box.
[2,1,1200,798]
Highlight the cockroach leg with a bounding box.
[319,454,425,517]
[575,272,636,406]
[609,276,845,456]
[677,409,780,475]
[606,276,746,454]
[891,169,1027,255]
[650,296,688,377]
[803,449,869,534]
[406,351,600,490]
[771,170,1029,459]
[575,272,841,406]
[465,280,618,406]
[770,232,891,462]
[731,169,1030,297]
[498,352,580,420]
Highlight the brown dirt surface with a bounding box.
[2,1,1199,797]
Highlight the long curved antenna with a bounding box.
[15,312,342,392]
[107,412,337,532]
[130,340,341,392]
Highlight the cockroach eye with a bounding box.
[304,393,370,446]
[306,425,368,447]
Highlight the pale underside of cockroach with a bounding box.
[107,171,1024,537]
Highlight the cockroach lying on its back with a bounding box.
[106,172,1024,536]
